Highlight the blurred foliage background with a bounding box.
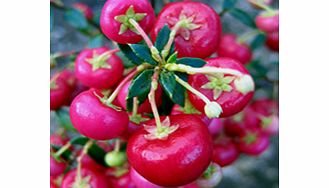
[51,0,279,187]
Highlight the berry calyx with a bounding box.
[114,5,147,35]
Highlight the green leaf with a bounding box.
[69,136,107,166]
[116,51,135,68]
[229,8,256,28]
[130,44,158,65]
[88,35,103,48]
[155,25,171,52]
[51,145,72,160]
[176,57,206,68]
[88,143,107,166]
[167,52,178,64]
[92,10,101,26]
[70,136,89,145]
[64,9,88,30]
[127,69,154,99]
[172,74,186,107]
[223,0,237,10]
[250,33,266,50]
[55,108,76,132]
[118,44,143,65]
[159,71,176,99]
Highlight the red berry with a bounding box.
[127,115,213,186]
[73,3,94,20]
[217,34,252,65]
[188,57,254,117]
[58,69,77,91]
[150,2,221,58]
[117,80,162,113]
[106,169,137,188]
[75,47,124,90]
[50,179,58,188]
[236,129,270,156]
[265,31,279,52]
[100,0,155,44]
[180,182,201,188]
[50,75,71,110]
[70,89,129,140]
[50,134,68,147]
[212,137,239,167]
[223,106,259,137]
[61,168,108,188]
[255,11,279,33]
[50,156,66,177]
[130,167,162,188]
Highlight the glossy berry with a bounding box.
[217,34,252,65]
[265,31,279,52]
[70,89,129,140]
[237,129,270,156]
[73,3,94,20]
[151,2,221,58]
[61,168,108,188]
[117,80,162,113]
[212,137,239,167]
[121,113,150,140]
[223,106,259,137]
[188,57,254,117]
[100,0,155,44]
[106,169,137,188]
[130,167,162,188]
[75,47,124,90]
[171,104,222,137]
[50,156,66,177]
[127,115,213,186]
[50,75,70,110]
[255,11,279,33]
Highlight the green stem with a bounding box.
[132,97,139,116]
[237,29,263,44]
[106,64,149,104]
[76,140,93,184]
[53,142,71,158]
[114,139,121,153]
[165,63,243,77]
[148,68,162,131]
[174,75,211,104]
[249,0,275,13]
[162,20,185,58]
[129,18,162,63]
[129,19,154,49]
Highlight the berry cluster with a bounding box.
[50,0,279,187]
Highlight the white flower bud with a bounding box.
[234,75,255,94]
[204,102,222,118]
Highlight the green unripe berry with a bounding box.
[105,151,126,167]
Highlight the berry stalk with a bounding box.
[174,75,222,118]
[75,140,93,185]
[148,68,162,131]
[165,63,244,77]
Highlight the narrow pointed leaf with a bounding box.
[118,44,143,65]
[128,69,154,99]
[130,44,158,65]
[176,57,206,68]
[155,25,171,52]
